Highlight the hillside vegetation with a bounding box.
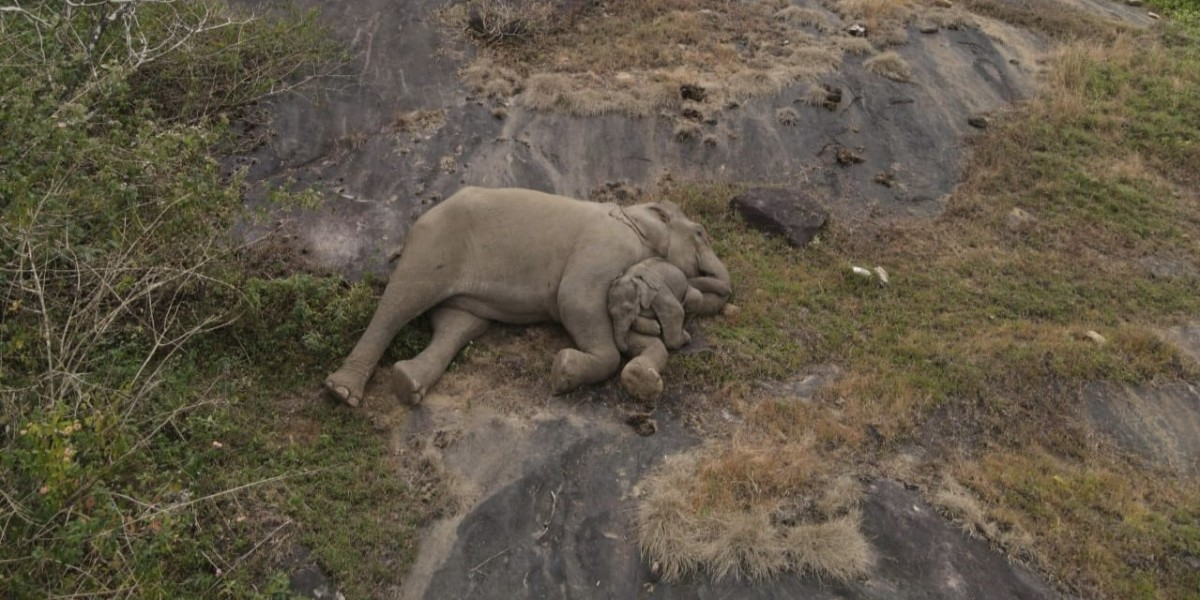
[3,0,1199,598]
[0,2,431,597]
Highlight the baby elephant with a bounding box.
[608,258,710,404]
[608,257,704,354]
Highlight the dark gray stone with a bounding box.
[408,420,1057,600]
[731,188,829,247]
[1083,381,1200,474]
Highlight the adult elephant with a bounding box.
[324,187,731,407]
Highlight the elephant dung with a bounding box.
[730,188,829,247]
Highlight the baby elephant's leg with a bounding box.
[621,333,670,405]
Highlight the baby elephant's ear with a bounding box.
[635,277,657,310]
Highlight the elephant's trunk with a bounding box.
[689,246,732,316]
[699,247,730,287]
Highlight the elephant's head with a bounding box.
[625,201,731,313]
[625,201,729,280]
[608,275,653,353]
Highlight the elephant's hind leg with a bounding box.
[325,225,461,407]
[393,307,490,405]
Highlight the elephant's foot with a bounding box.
[324,368,367,407]
[621,362,664,405]
[391,362,426,406]
[663,330,692,351]
[550,349,583,395]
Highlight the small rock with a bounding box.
[848,23,867,37]
[1083,331,1107,345]
[851,266,873,278]
[874,266,890,285]
[919,22,939,34]
[720,303,741,318]
[836,146,865,165]
[1005,207,1036,231]
[1148,11,1160,19]
[1126,0,1144,6]
[730,188,829,247]
[874,171,897,187]
[968,114,990,129]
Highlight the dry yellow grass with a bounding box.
[444,0,872,117]
[826,0,915,45]
[637,441,873,582]
[863,50,912,80]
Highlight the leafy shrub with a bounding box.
[0,1,341,595]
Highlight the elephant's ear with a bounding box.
[646,203,674,223]
[635,277,657,311]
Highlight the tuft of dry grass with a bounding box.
[826,0,915,46]
[960,0,1133,42]
[833,35,877,55]
[461,57,523,99]
[444,0,856,116]
[800,82,831,107]
[461,0,561,45]
[775,6,837,31]
[776,106,800,126]
[863,50,912,80]
[637,442,873,582]
[523,72,681,117]
[674,119,703,141]
[930,475,1034,553]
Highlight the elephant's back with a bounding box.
[440,186,609,221]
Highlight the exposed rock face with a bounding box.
[230,0,1046,277]
[1084,381,1200,474]
[399,396,1055,600]
[731,188,829,247]
[1082,323,1200,475]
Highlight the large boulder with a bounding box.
[730,188,829,247]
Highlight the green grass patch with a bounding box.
[0,2,417,597]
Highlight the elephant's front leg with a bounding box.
[620,332,670,405]
[393,307,490,405]
[551,275,622,395]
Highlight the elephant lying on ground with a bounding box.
[323,186,731,407]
